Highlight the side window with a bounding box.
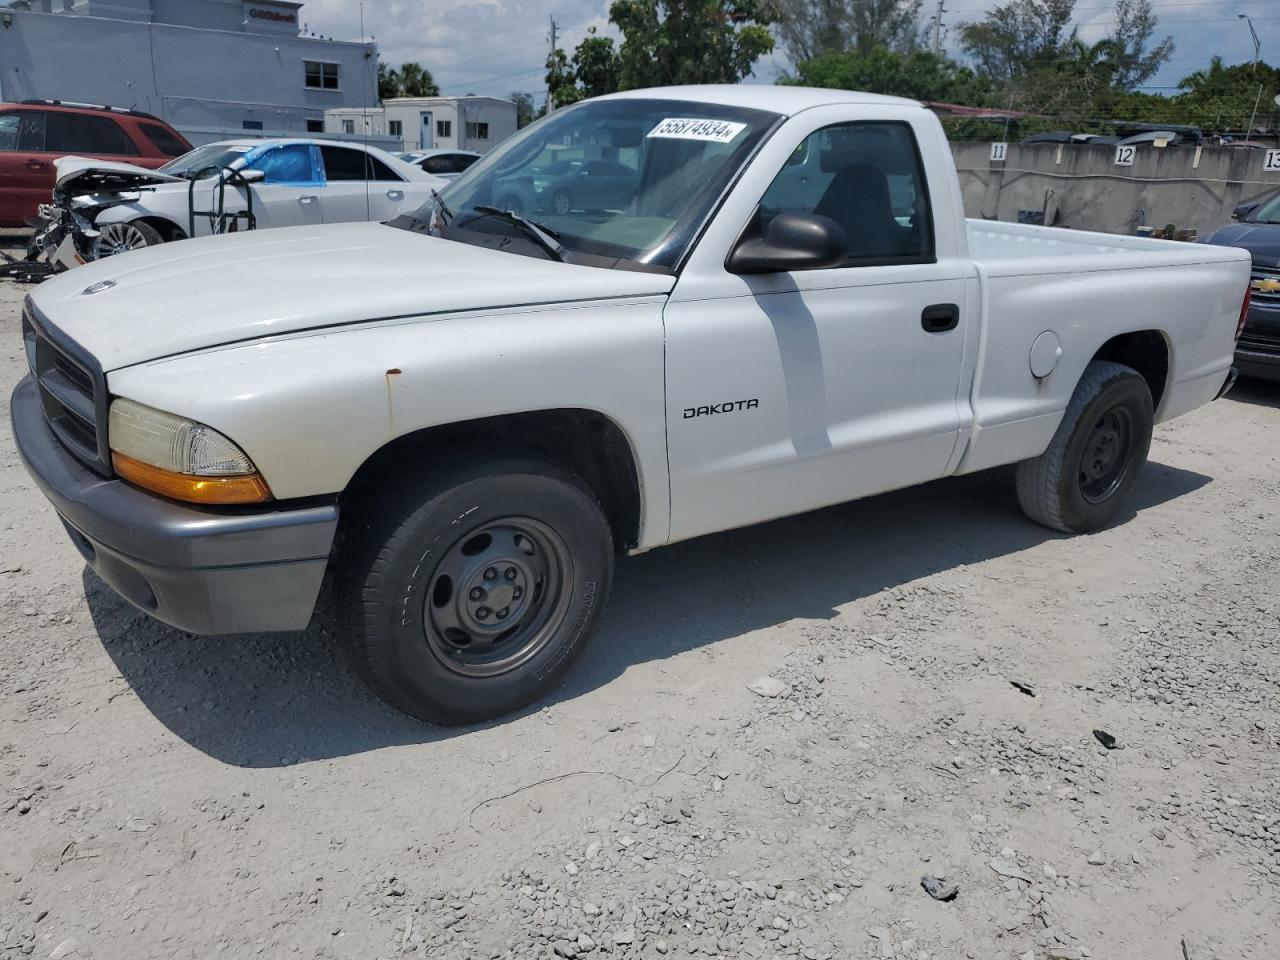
[366,155,403,181]
[247,144,321,184]
[139,122,189,157]
[320,145,404,182]
[0,111,47,151]
[757,121,934,265]
[46,113,139,156]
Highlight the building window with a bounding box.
[306,119,324,133]
[242,120,264,130]
[342,119,355,134]
[465,121,490,140]
[304,60,340,90]
[436,120,451,139]
[388,120,403,137]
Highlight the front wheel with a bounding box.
[337,456,613,725]
[1016,360,1154,534]
[91,220,163,260]
[551,190,572,216]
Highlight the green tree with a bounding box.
[958,0,1077,82]
[1110,0,1174,90]
[377,61,400,100]
[510,92,537,127]
[609,0,774,89]
[1172,57,1280,132]
[787,48,993,105]
[775,0,922,62]
[395,62,440,98]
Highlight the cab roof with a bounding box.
[601,85,923,115]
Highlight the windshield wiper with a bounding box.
[473,205,570,263]
[432,188,454,224]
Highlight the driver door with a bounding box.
[662,106,975,543]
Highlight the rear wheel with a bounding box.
[338,456,613,725]
[1016,360,1154,533]
[495,193,525,215]
[551,190,572,216]
[91,220,163,260]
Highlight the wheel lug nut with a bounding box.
[497,608,509,619]
[513,587,523,600]
[504,568,517,580]
[469,587,484,601]
[476,607,491,620]
[484,567,497,580]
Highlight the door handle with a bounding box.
[386,189,404,201]
[921,303,960,333]
[24,159,48,168]
[298,195,317,205]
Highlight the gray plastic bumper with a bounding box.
[11,376,338,634]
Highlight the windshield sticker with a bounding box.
[647,118,748,143]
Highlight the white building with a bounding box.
[0,0,376,141]
[326,96,518,154]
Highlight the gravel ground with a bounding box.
[1,277,1278,960]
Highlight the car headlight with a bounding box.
[108,398,271,505]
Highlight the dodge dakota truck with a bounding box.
[12,86,1251,725]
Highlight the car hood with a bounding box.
[28,222,675,371]
[1201,222,1280,268]
[53,156,183,194]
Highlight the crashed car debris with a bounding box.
[26,139,444,272]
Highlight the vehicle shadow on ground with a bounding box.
[1228,377,1280,409]
[86,460,1211,767]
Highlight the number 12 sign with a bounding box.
[1114,145,1137,167]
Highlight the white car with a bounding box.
[32,138,444,266]
[399,148,481,179]
[14,86,1250,725]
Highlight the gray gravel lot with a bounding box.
[1,277,1278,960]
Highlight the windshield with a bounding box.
[161,144,252,179]
[390,98,779,271]
[1249,192,1280,225]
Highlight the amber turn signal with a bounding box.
[112,452,273,505]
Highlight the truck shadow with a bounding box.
[85,460,1210,767]
[1227,377,1280,409]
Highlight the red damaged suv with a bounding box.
[0,100,192,226]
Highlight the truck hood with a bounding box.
[1201,222,1280,268]
[53,156,183,194]
[28,222,675,371]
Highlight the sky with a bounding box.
[301,0,1277,105]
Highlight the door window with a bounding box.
[139,121,189,157]
[245,144,322,185]
[423,153,478,175]
[319,145,404,182]
[45,112,139,155]
[757,121,934,265]
[0,111,46,151]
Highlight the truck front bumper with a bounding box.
[11,376,338,634]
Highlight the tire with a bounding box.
[91,220,164,260]
[1016,360,1154,534]
[551,190,572,216]
[337,455,613,725]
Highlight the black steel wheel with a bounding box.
[1017,360,1154,534]
[338,455,613,725]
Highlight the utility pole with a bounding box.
[546,15,559,116]
[931,0,946,55]
[1238,14,1260,73]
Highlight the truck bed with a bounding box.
[955,219,1251,476]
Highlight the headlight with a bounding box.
[108,398,271,505]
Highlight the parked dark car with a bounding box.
[1202,191,1280,381]
[539,158,640,215]
[0,100,192,226]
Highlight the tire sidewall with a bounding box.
[1055,374,1153,532]
[360,471,610,723]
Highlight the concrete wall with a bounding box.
[953,141,1280,236]
[0,7,375,135]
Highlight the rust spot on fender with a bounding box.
[385,368,402,431]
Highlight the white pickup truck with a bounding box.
[12,86,1251,724]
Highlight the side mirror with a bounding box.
[1232,202,1259,222]
[727,212,849,274]
[236,168,266,184]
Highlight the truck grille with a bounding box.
[22,300,112,476]
[1252,264,1280,305]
